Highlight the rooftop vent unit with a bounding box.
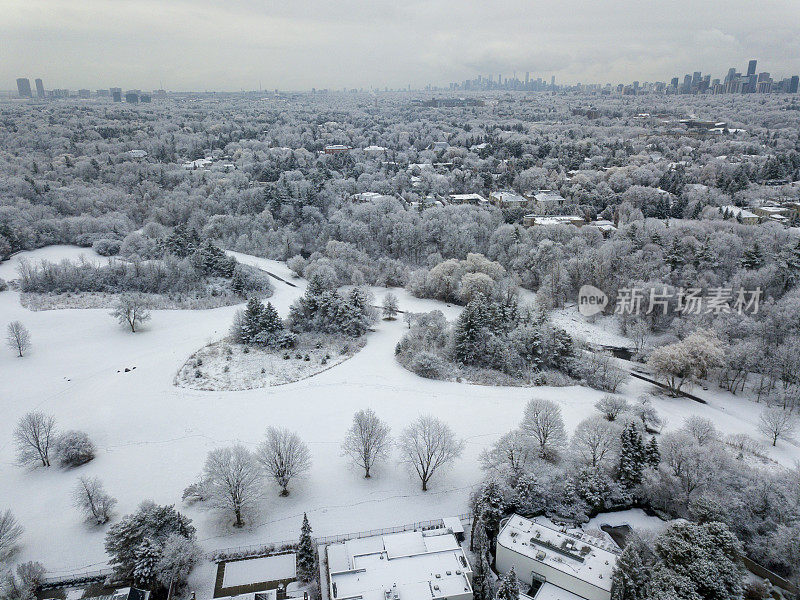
[536,551,546,561]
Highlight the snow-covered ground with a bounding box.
[1,246,798,598]
[549,305,634,348]
[221,553,296,587]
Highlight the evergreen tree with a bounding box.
[618,422,646,489]
[296,513,316,582]
[665,239,684,270]
[132,538,161,589]
[240,298,265,343]
[471,518,496,600]
[611,536,652,600]
[260,302,283,334]
[496,567,518,600]
[741,241,763,270]
[645,437,661,468]
[453,295,489,364]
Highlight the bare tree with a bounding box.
[342,409,391,478]
[111,293,151,332]
[399,415,464,491]
[73,476,117,524]
[759,407,797,447]
[520,398,567,460]
[479,429,536,474]
[203,445,262,527]
[256,427,312,496]
[14,412,56,467]
[6,321,30,357]
[682,416,719,446]
[594,395,629,421]
[0,509,24,561]
[571,416,620,468]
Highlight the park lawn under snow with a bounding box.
[1,246,798,599]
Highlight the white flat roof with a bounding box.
[497,515,617,593]
[327,529,471,600]
[533,582,586,600]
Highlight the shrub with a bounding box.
[55,430,96,467]
[410,351,448,379]
[92,239,122,256]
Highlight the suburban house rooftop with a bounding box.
[497,515,618,594]
[327,527,472,600]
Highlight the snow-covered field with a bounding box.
[176,335,366,391]
[221,553,296,587]
[1,246,798,598]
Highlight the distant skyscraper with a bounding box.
[725,67,736,84]
[551,75,555,88]
[34,78,45,98]
[692,71,701,86]
[16,78,32,97]
[790,76,799,94]
[747,60,757,77]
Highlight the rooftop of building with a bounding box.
[497,515,618,593]
[327,528,471,600]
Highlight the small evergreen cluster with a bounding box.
[235,298,294,347]
[617,422,660,489]
[289,276,376,337]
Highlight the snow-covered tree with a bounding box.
[105,501,195,582]
[6,321,30,357]
[73,476,117,524]
[256,427,312,496]
[296,513,316,582]
[479,429,535,474]
[610,535,652,600]
[13,412,56,467]
[155,534,202,593]
[341,408,391,478]
[594,395,629,421]
[571,416,619,468]
[382,292,399,320]
[520,398,567,460]
[496,567,519,600]
[0,510,23,562]
[203,445,262,527]
[398,415,464,491]
[758,407,797,446]
[617,421,646,489]
[111,293,151,333]
[682,416,718,446]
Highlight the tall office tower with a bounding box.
[498,74,502,84]
[747,60,757,77]
[34,78,45,98]
[725,67,736,83]
[671,77,679,88]
[692,71,701,86]
[16,78,32,97]
[551,75,555,88]
[525,72,529,84]
[790,76,799,94]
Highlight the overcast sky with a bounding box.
[3,0,799,91]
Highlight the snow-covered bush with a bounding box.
[92,238,121,256]
[409,351,448,379]
[55,430,96,467]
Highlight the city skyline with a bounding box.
[11,55,799,97]
[3,0,800,91]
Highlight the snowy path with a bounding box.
[0,246,797,593]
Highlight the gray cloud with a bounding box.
[2,0,798,90]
